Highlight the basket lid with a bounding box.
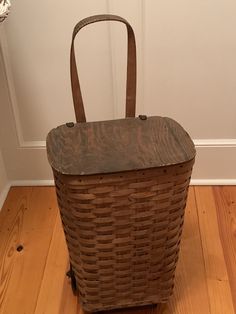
[46,116,195,176]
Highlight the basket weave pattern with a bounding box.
[46,14,196,313]
[54,159,194,312]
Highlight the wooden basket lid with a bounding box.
[46,116,196,176]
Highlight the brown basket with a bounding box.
[46,15,196,312]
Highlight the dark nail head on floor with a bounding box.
[16,245,23,252]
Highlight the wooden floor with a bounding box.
[0,186,236,314]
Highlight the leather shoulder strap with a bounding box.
[70,14,137,122]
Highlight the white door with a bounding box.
[1,0,236,184]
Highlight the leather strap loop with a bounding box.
[70,14,137,122]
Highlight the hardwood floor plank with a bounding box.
[213,186,236,312]
[0,187,27,312]
[0,187,58,314]
[59,275,79,314]
[195,186,235,314]
[1,186,236,314]
[159,187,211,314]
[35,213,78,314]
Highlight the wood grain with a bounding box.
[0,187,58,314]
[34,213,76,314]
[0,186,236,313]
[161,187,211,314]
[47,117,195,176]
[213,186,236,312]
[195,186,235,314]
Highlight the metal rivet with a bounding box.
[66,122,75,128]
[138,115,147,120]
[17,245,23,252]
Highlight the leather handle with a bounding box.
[70,14,137,122]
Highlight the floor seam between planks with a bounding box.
[0,186,236,314]
[33,211,60,313]
[193,186,212,313]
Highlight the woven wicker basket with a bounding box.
[47,14,196,312]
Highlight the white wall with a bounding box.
[0,0,236,184]
[0,149,8,203]
[0,151,8,208]
[0,28,10,208]
[0,150,7,191]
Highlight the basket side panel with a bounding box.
[53,159,194,312]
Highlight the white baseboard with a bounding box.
[191,179,236,185]
[10,180,54,186]
[0,179,235,211]
[0,182,11,210]
[10,179,236,187]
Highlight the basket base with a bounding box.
[66,265,169,312]
[82,304,160,314]
[81,300,165,313]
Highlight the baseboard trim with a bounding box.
[0,178,235,210]
[10,180,55,186]
[191,179,236,185]
[0,182,11,210]
[9,179,236,187]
